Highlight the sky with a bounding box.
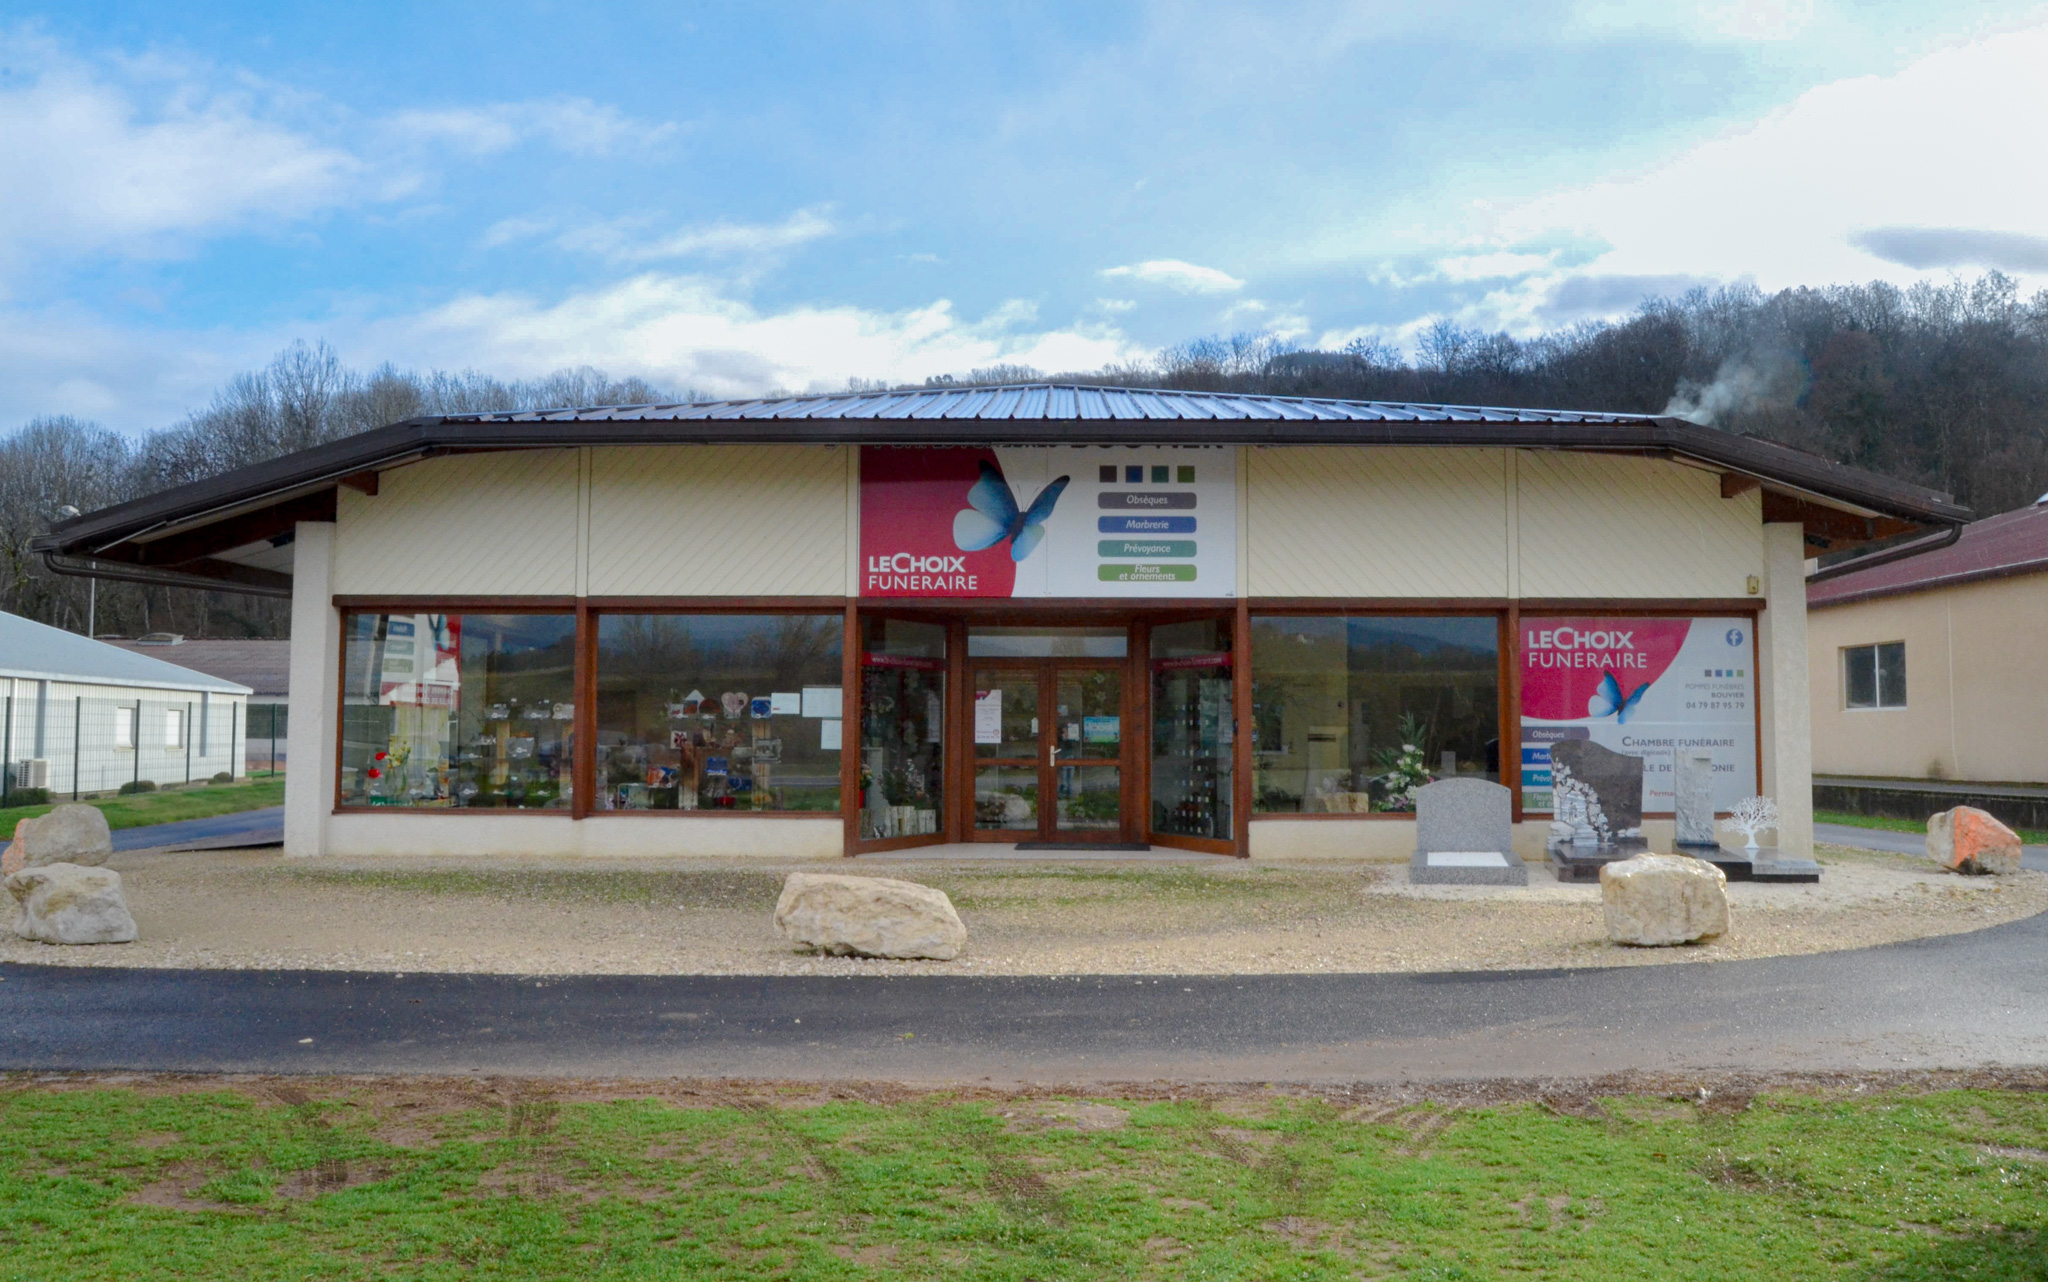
[5,0,2048,431]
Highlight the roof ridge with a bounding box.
[477,382,1667,423]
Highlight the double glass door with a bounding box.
[971,660,1124,841]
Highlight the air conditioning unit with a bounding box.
[14,759,50,789]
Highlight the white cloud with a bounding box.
[1099,258,1244,293]
[549,208,837,263]
[386,97,677,158]
[0,39,364,273]
[354,273,1143,399]
[1479,21,2048,294]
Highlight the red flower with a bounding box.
[375,751,388,761]
[366,767,382,779]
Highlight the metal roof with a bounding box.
[101,638,291,700]
[427,384,1660,425]
[1809,500,2048,608]
[0,611,253,695]
[30,383,1974,596]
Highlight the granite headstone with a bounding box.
[1410,777,1525,885]
[1414,777,1513,857]
[1548,740,1644,836]
[1672,751,1718,848]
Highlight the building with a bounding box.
[0,611,250,798]
[1807,497,2048,826]
[102,635,291,771]
[32,385,1968,860]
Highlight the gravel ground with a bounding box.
[2,844,2041,977]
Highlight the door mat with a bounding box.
[1012,841,1153,851]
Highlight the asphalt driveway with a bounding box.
[4,901,2043,1083]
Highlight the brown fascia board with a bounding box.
[30,411,1972,561]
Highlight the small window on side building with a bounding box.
[1843,641,1906,709]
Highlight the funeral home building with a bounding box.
[32,385,1969,862]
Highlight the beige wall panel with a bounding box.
[1517,453,1762,598]
[1247,447,1508,597]
[1806,592,1955,780]
[588,445,848,597]
[1945,576,2048,782]
[1809,574,2048,784]
[334,452,579,596]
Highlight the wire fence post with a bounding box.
[230,703,240,782]
[2,693,13,801]
[132,700,142,791]
[270,704,279,775]
[184,700,193,785]
[71,695,81,800]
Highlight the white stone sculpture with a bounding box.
[1720,795,1779,852]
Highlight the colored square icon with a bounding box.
[1151,465,1168,483]
[1098,465,1117,483]
[1125,465,1143,483]
[1177,465,1195,483]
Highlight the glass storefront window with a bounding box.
[594,614,842,812]
[860,617,946,841]
[1151,618,1233,840]
[1250,615,1499,813]
[341,612,576,808]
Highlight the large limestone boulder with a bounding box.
[774,872,966,960]
[1,805,113,876]
[1928,806,2021,876]
[1600,854,1729,946]
[6,863,138,945]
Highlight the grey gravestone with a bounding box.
[1548,740,1644,835]
[1673,751,1718,848]
[1410,777,1525,885]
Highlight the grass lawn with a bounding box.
[1815,808,2048,846]
[0,775,283,842]
[0,1078,2041,1280]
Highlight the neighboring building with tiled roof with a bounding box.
[1808,498,2048,797]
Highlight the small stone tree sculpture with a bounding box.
[1720,795,1779,851]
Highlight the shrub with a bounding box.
[210,771,234,785]
[118,780,157,795]
[1,787,50,808]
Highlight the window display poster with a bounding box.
[974,690,1004,744]
[860,445,1237,597]
[1519,616,1756,815]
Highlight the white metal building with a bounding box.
[0,610,250,798]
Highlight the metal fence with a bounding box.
[3,693,249,801]
[246,702,289,776]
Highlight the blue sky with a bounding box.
[6,1,2048,430]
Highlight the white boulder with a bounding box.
[774,872,966,960]
[7,863,138,945]
[2,804,113,876]
[1600,853,1729,946]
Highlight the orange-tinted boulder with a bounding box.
[1927,806,2022,876]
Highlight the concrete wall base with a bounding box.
[320,814,845,859]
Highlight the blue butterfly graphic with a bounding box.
[1587,670,1651,723]
[952,460,1070,562]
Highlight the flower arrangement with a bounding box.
[1371,714,1434,812]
